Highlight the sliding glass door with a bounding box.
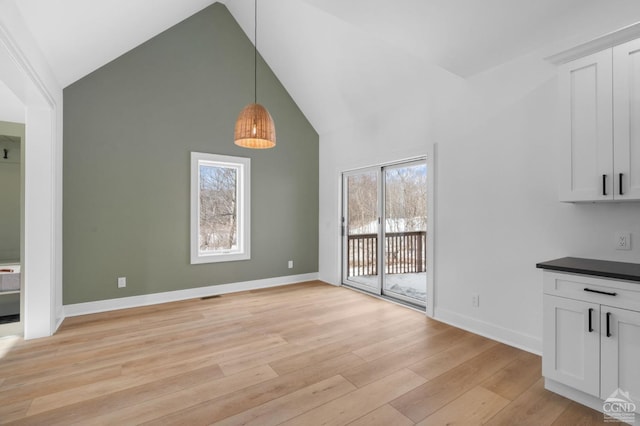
[342,159,427,307]
[382,161,427,304]
[343,168,380,294]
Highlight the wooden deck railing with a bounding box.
[347,231,426,276]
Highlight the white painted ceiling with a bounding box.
[13,0,640,134]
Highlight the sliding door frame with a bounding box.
[341,150,435,317]
[380,159,427,307]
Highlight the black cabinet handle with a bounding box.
[606,312,612,337]
[603,174,607,196]
[584,288,617,296]
[619,173,624,196]
[588,308,594,332]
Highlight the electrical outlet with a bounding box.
[615,232,631,250]
[288,260,294,269]
[472,293,480,308]
[118,277,126,288]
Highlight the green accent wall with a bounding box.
[0,121,24,264]
[63,4,319,304]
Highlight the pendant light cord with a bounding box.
[254,0,257,104]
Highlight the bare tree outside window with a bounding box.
[347,172,378,235]
[384,165,427,233]
[199,165,238,252]
[346,166,427,235]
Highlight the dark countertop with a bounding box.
[536,257,640,282]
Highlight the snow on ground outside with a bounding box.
[348,272,426,301]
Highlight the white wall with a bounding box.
[319,47,640,354]
[318,73,449,283]
[0,0,63,338]
[0,81,25,123]
[435,50,640,353]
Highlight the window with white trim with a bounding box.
[190,152,250,264]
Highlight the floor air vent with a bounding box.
[200,295,221,300]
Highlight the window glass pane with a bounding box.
[346,171,379,290]
[199,164,239,254]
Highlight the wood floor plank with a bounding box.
[406,331,498,381]
[342,326,468,387]
[20,332,285,416]
[281,369,426,426]
[480,350,542,401]
[0,365,122,406]
[142,353,364,425]
[309,299,414,325]
[352,326,447,362]
[552,401,624,426]
[347,404,414,426]
[25,364,224,418]
[0,400,31,424]
[417,386,510,426]
[268,316,423,376]
[283,311,413,347]
[215,375,357,426]
[0,281,614,426]
[218,341,310,376]
[390,343,521,422]
[0,322,249,380]
[484,378,572,426]
[80,365,278,426]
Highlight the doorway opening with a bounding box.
[0,122,24,336]
[342,159,428,308]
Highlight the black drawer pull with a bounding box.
[603,174,607,196]
[588,308,594,332]
[606,312,612,337]
[619,173,624,196]
[584,288,617,296]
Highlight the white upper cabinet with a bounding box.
[560,50,613,201]
[613,39,640,200]
[560,38,640,202]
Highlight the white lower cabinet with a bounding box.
[542,271,640,415]
[600,306,640,401]
[543,295,600,396]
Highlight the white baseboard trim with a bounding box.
[54,313,64,333]
[64,273,320,318]
[434,307,542,355]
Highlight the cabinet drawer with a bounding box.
[543,271,640,311]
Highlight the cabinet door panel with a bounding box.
[543,295,600,396]
[560,50,613,201]
[600,306,640,411]
[614,39,640,200]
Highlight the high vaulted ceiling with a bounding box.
[12,0,640,133]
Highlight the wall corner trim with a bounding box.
[433,307,542,355]
[63,272,319,318]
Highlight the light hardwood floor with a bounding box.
[0,281,624,425]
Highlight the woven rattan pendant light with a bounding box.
[234,0,276,149]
